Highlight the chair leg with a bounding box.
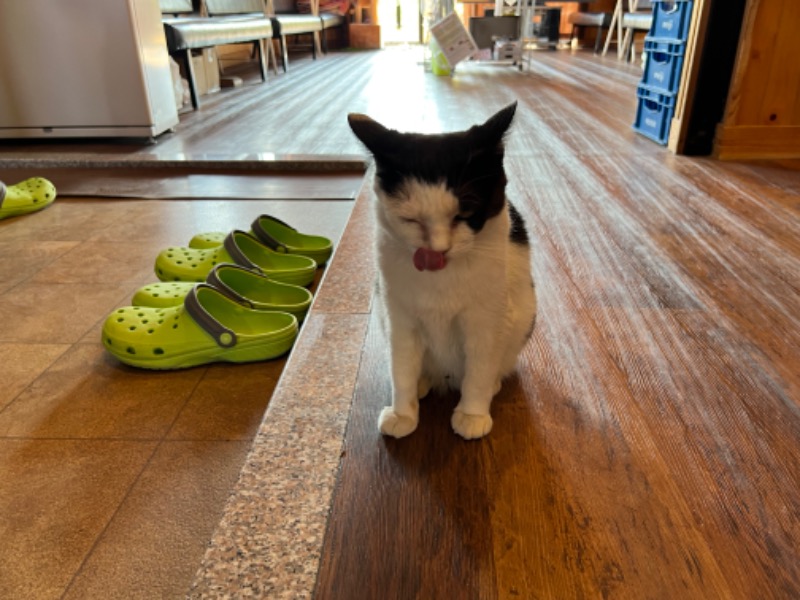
[621,27,633,61]
[267,39,280,75]
[183,50,200,110]
[280,35,289,72]
[256,39,268,82]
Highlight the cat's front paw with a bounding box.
[451,410,493,440]
[379,407,418,438]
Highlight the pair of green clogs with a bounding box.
[102,215,333,370]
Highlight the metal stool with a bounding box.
[567,12,610,54]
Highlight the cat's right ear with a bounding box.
[347,113,390,157]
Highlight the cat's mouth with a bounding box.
[413,248,447,272]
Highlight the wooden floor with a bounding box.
[2,47,799,598]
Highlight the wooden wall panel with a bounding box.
[715,0,800,159]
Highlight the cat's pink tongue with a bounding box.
[413,248,447,272]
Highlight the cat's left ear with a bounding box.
[347,113,392,157]
[472,102,518,147]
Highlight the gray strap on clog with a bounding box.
[0,182,6,208]
[206,264,254,308]
[223,230,262,272]
[251,215,295,253]
[183,284,238,348]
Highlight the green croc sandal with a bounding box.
[103,283,298,370]
[132,264,314,321]
[188,214,333,266]
[132,281,195,308]
[0,178,57,220]
[155,230,317,287]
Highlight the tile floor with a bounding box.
[0,192,354,599]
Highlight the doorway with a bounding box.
[378,0,422,44]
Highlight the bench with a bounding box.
[207,0,341,73]
[267,0,324,72]
[160,0,273,110]
[303,0,348,53]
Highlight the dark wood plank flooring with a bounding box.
[306,50,798,599]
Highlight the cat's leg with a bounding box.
[451,311,505,440]
[418,375,432,399]
[379,314,424,438]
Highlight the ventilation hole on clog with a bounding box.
[106,337,113,345]
[117,309,125,314]
[176,260,183,265]
[127,347,136,355]
[153,348,164,355]
[142,319,149,324]
[173,324,179,329]
[153,293,160,297]
[158,320,164,325]
[137,312,144,317]
[147,329,154,334]
[211,261,217,266]
[129,326,136,331]
[191,264,197,269]
[167,253,174,258]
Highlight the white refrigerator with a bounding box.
[0,0,179,139]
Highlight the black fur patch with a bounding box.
[349,104,518,236]
[508,202,529,246]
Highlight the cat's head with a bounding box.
[348,103,517,272]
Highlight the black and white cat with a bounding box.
[348,103,536,440]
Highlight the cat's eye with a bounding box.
[453,212,473,223]
[401,217,420,225]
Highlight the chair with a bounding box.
[567,12,611,54]
[160,0,274,110]
[621,0,653,62]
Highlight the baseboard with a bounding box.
[714,124,800,160]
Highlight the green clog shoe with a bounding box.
[0,178,56,220]
[189,214,333,266]
[103,283,298,370]
[132,264,313,321]
[155,230,317,287]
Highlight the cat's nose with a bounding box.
[427,227,451,253]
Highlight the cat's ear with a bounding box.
[348,113,393,157]
[470,102,517,147]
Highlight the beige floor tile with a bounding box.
[0,198,131,243]
[62,440,251,600]
[87,200,229,246]
[87,198,354,247]
[0,240,80,290]
[0,281,135,343]
[29,240,161,285]
[0,438,157,600]
[168,359,285,441]
[0,343,70,411]
[0,344,205,439]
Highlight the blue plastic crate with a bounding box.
[651,0,693,41]
[642,37,686,94]
[633,85,676,145]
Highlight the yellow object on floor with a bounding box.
[0,177,57,219]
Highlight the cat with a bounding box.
[347,102,536,440]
